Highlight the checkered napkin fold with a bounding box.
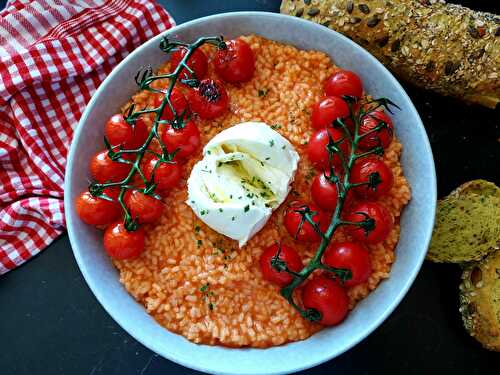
[0,0,175,274]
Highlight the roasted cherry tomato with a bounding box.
[311,96,350,130]
[143,157,182,191]
[187,79,229,119]
[358,110,394,150]
[302,276,349,326]
[311,171,339,211]
[345,201,393,244]
[324,70,363,99]
[284,201,328,242]
[153,87,189,121]
[75,188,121,226]
[350,157,394,199]
[124,189,164,224]
[213,39,255,83]
[259,243,303,287]
[323,242,372,287]
[104,114,148,149]
[307,128,349,170]
[161,120,201,159]
[89,150,132,183]
[103,222,145,260]
[170,46,208,80]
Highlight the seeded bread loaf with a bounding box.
[280,0,500,108]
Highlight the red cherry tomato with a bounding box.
[345,201,393,244]
[153,87,189,121]
[124,189,164,224]
[103,222,145,260]
[358,110,394,150]
[324,70,363,99]
[350,157,394,199]
[213,39,255,83]
[89,150,132,183]
[311,171,339,211]
[104,114,148,149]
[75,188,121,226]
[170,47,208,80]
[284,201,328,242]
[259,243,303,287]
[307,128,349,170]
[143,157,182,191]
[161,120,201,159]
[187,79,229,119]
[323,242,372,287]
[311,96,350,130]
[302,276,349,326]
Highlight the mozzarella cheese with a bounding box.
[186,122,300,247]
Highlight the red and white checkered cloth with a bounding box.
[0,0,175,274]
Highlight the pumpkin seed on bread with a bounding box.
[459,251,500,351]
[426,180,500,263]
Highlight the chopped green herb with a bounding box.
[195,225,201,233]
[260,161,265,166]
[270,124,282,130]
[231,216,236,221]
[282,145,286,150]
[258,88,268,97]
[200,283,209,292]
[244,205,250,212]
[200,209,207,215]
[265,157,271,160]
[229,194,233,199]
[197,239,203,248]
[269,140,275,147]
[207,150,211,155]
[208,302,214,310]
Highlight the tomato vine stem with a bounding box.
[278,97,399,322]
[88,36,225,231]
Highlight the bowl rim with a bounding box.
[65,11,436,375]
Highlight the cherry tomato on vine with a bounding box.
[259,243,303,287]
[104,114,148,149]
[311,171,339,211]
[302,275,349,326]
[103,222,145,260]
[311,96,350,130]
[213,39,255,83]
[170,47,208,80]
[307,128,349,170]
[283,201,328,242]
[350,157,394,199]
[124,189,164,224]
[143,157,182,191]
[324,70,363,99]
[161,119,201,159]
[153,87,189,121]
[187,79,229,119]
[323,242,372,287]
[75,188,121,226]
[89,150,132,183]
[358,110,394,150]
[345,201,393,244]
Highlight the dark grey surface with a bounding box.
[1,1,499,374]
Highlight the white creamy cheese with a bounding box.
[186,122,300,247]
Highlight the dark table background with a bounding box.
[1,0,499,374]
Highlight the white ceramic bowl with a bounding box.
[65,12,436,375]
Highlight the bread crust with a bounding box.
[460,251,500,351]
[281,0,500,108]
